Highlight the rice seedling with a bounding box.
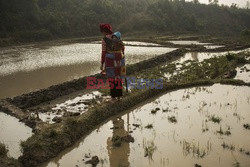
[168,116,177,123]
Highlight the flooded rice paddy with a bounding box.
[0,112,32,159]
[168,40,225,49]
[0,42,175,99]
[235,64,250,83]
[0,39,250,166]
[168,40,210,45]
[43,84,250,167]
[175,48,250,63]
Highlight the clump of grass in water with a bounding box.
[151,107,160,114]
[243,124,250,130]
[221,142,235,151]
[209,115,222,124]
[162,108,170,112]
[233,162,240,167]
[239,148,250,156]
[143,140,157,159]
[168,116,177,123]
[202,125,209,133]
[182,140,206,158]
[217,126,231,136]
[145,124,153,129]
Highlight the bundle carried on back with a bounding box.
[103,36,124,52]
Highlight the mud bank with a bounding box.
[0,143,22,167]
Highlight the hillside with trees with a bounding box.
[0,0,250,43]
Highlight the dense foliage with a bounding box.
[0,0,250,42]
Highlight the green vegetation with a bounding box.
[136,51,250,84]
[1,0,250,45]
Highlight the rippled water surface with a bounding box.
[0,42,175,98]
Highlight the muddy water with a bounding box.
[176,48,250,63]
[0,42,175,99]
[168,40,210,45]
[168,40,225,49]
[235,64,250,83]
[0,112,32,159]
[124,41,161,46]
[37,91,103,124]
[43,84,250,167]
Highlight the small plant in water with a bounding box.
[202,127,209,133]
[233,162,240,167]
[145,124,153,129]
[151,107,161,114]
[243,124,250,130]
[168,116,177,123]
[144,141,157,160]
[217,126,231,136]
[182,140,206,158]
[209,115,222,124]
[238,148,250,156]
[162,108,170,112]
[221,142,235,151]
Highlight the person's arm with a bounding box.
[122,45,125,55]
[121,42,125,55]
[101,38,106,70]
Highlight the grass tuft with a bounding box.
[168,116,177,123]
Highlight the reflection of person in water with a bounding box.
[191,52,198,61]
[107,115,130,167]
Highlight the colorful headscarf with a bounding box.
[99,23,113,34]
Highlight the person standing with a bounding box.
[99,23,125,100]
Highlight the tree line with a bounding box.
[0,0,250,43]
